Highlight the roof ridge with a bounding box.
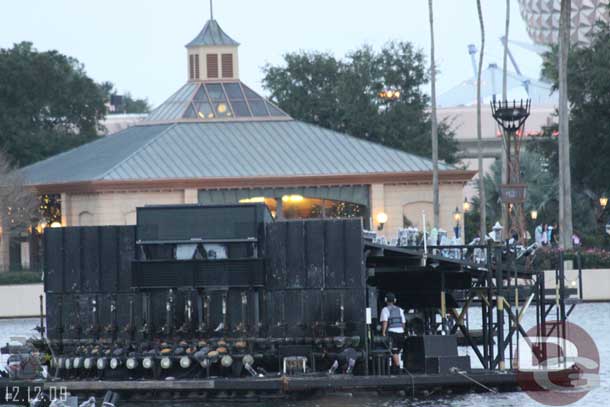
[99,123,178,180]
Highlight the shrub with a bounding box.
[0,271,43,286]
[535,247,610,270]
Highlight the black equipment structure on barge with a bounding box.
[37,204,580,400]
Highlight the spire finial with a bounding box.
[210,0,214,20]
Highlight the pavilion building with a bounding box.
[15,17,475,270]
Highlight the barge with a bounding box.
[1,204,583,405]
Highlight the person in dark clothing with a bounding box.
[380,292,406,370]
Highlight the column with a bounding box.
[184,188,199,204]
[370,184,385,233]
[60,193,70,226]
[0,217,9,272]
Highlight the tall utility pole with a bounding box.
[558,0,573,249]
[476,0,486,240]
[428,0,439,229]
[501,0,510,238]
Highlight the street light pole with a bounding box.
[501,0,511,240]
[476,0,487,242]
[558,0,574,249]
[428,0,440,229]
[453,207,462,240]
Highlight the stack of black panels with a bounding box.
[264,218,366,339]
[44,207,368,345]
[44,226,137,342]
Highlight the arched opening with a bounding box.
[78,211,94,226]
[402,201,433,230]
[124,211,136,225]
[238,196,366,221]
[200,186,370,227]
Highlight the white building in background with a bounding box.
[100,113,147,135]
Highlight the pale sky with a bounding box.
[0,0,543,107]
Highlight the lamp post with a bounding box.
[599,195,608,234]
[376,212,388,231]
[462,198,471,213]
[453,207,462,239]
[530,210,538,243]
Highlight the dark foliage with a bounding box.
[262,42,458,163]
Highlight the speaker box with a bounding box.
[405,335,460,372]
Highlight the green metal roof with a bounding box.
[21,120,451,185]
[186,19,239,47]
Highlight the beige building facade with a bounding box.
[57,179,467,242]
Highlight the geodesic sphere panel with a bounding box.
[518,0,610,46]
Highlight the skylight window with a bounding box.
[180,82,288,121]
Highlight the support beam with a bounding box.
[495,247,505,370]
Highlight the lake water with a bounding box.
[1,303,608,406]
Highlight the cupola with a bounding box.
[185,17,239,82]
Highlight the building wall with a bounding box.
[0,234,9,272]
[60,184,466,241]
[62,189,198,226]
[0,284,44,318]
[544,268,610,302]
[371,183,466,241]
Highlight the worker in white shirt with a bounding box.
[380,292,406,372]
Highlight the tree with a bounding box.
[0,150,38,271]
[428,0,440,228]
[262,42,458,163]
[476,0,487,240]
[0,43,150,168]
[535,19,610,247]
[558,0,573,249]
[0,42,106,167]
[542,22,610,197]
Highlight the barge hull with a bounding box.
[44,370,518,393]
